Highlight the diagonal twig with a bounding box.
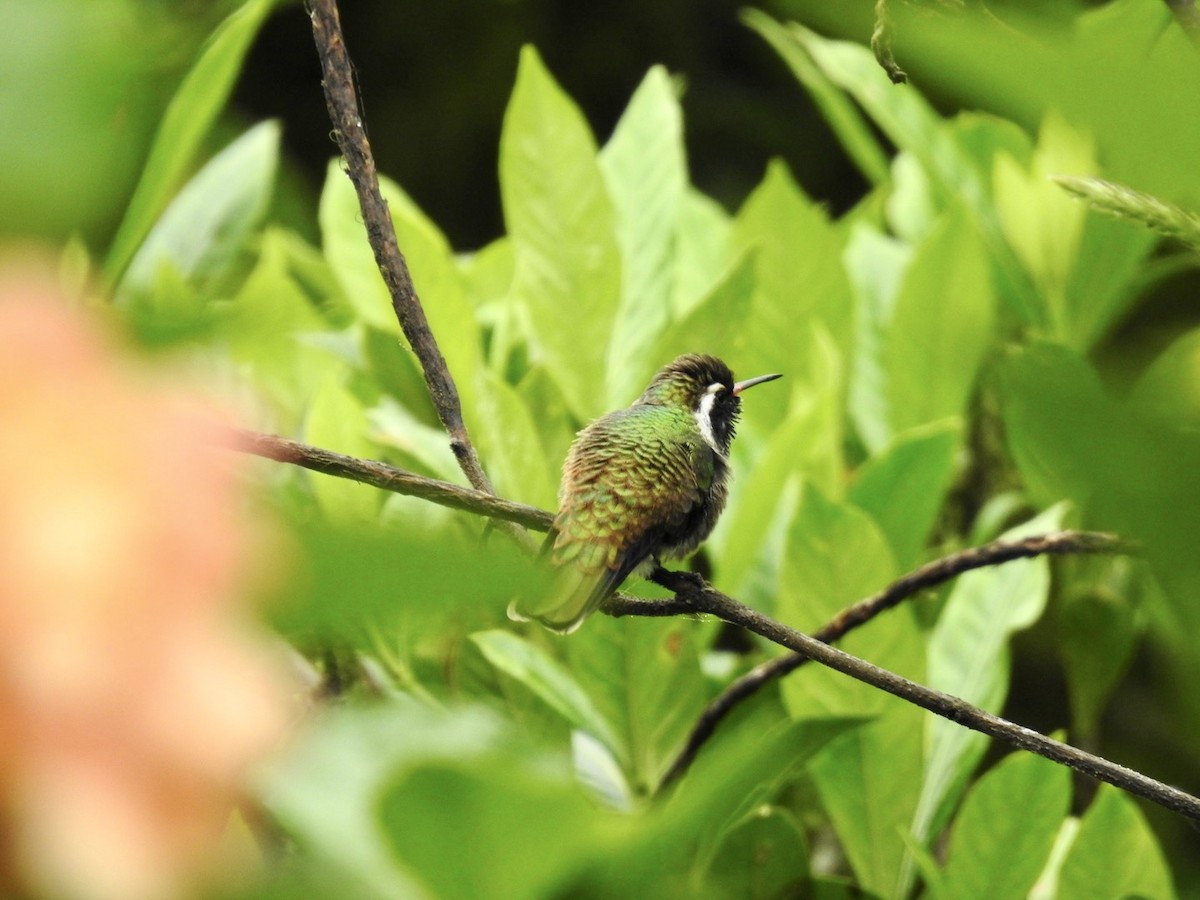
[657,530,1127,787]
[235,430,552,531]
[650,569,1200,822]
[306,0,499,500]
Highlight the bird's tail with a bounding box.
[507,540,617,634]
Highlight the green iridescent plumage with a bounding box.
[511,354,781,633]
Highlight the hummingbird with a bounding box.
[510,354,781,633]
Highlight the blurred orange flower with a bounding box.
[0,271,292,899]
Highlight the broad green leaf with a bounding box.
[360,326,440,426]
[716,417,809,615]
[269,522,535,640]
[118,120,279,303]
[261,703,509,899]
[471,630,622,761]
[672,189,734,318]
[849,419,962,570]
[500,46,621,419]
[1132,326,1200,427]
[380,758,605,900]
[779,484,908,716]
[566,614,707,794]
[1058,584,1139,737]
[460,236,514,314]
[843,224,912,452]
[221,228,339,427]
[909,504,1065,882]
[659,708,863,876]
[993,114,1093,340]
[1057,786,1176,900]
[1000,344,1200,725]
[1063,208,1157,351]
[886,151,937,243]
[266,702,606,900]
[743,10,890,186]
[599,66,686,406]
[306,375,382,525]
[471,371,557,509]
[940,751,1070,900]
[103,0,276,284]
[808,706,924,899]
[650,251,756,378]
[319,162,481,416]
[733,159,854,424]
[885,204,995,437]
[777,486,924,898]
[705,806,810,899]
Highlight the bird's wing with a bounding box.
[513,407,712,632]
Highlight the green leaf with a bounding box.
[269,522,536,641]
[1057,786,1177,900]
[672,189,734,317]
[733,160,854,423]
[471,371,557,509]
[843,224,912,452]
[221,229,340,426]
[775,486,923,898]
[379,759,605,900]
[104,0,276,284]
[651,250,757,382]
[118,120,280,304]
[885,204,995,437]
[471,630,623,761]
[565,614,707,794]
[849,420,963,570]
[743,10,890,186]
[780,482,920,718]
[500,46,622,419]
[599,66,687,406]
[705,806,810,899]
[909,505,1065,877]
[808,708,925,899]
[940,751,1070,900]
[1058,585,1139,737]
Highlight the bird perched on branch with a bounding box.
[510,353,781,633]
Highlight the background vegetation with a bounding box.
[3,0,1200,897]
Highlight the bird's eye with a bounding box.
[705,383,724,396]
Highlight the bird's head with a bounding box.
[635,354,781,454]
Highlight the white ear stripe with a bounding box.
[694,383,724,455]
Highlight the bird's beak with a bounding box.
[733,372,782,396]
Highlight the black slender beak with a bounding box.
[732,372,782,396]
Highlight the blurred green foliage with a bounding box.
[15,0,1200,896]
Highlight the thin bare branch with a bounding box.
[649,569,1200,822]
[660,530,1127,786]
[306,0,498,499]
[234,430,552,531]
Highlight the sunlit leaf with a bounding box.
[600,66,686,406]
[500,46,622,419]
[104,0,276,283]
[119,121,279,304]
[939,751,1070,900]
